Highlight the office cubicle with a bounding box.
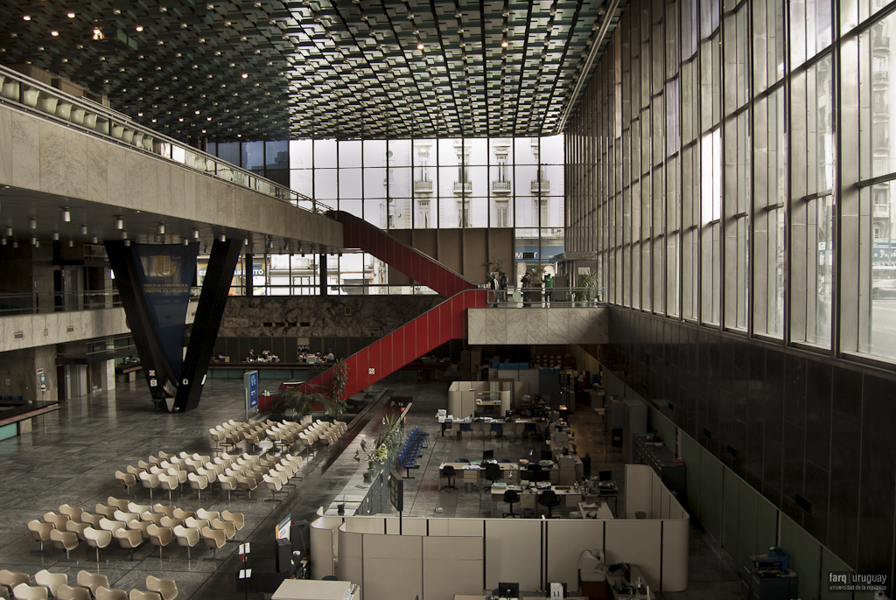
[310,465,688,600]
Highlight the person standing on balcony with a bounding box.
[521,271,532,307]
[544,273,554,307]
[499,272,508,302]
[488,273,501,307]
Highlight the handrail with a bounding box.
[0,289,200,316]
[0,64,333,213]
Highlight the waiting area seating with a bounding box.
[24,499,244,563]
[397,426,430,478]
[0,570,175,600]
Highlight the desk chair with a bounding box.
[503,490,520,518]
[489,422,503,439]
[459,423,472,438]
[539,490,561,518]
[440,466,457,492]
[483,463,501,493]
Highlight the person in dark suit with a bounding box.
[488,273,501,307]
[521,272,532,307]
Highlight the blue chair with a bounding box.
[490,422,503,438]
[459,423,472,437]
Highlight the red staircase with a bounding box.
[299,212,485,400]
[332,210,476,297]
[300,288,486,400]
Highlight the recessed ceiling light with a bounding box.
[136,25,143,32]
[67,12,75,18]
[50,30,59,36]
[241,73,248,79]
[23,15,31,21]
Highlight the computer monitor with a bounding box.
[482,449,495,462]
[498,582,519,598]
[474,410,484,418]
[505,410,513,419]
[598,469,613,482]
[541,449,553,461]
[535,469,551,482]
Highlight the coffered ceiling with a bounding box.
[0,0,623,142]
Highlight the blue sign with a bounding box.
[133,242,200,380]
[244,370,258,412]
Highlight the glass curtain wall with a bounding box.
[208,136,565,295]
[565,0,896,363]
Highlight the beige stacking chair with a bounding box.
[127,591,161,600]
[187,472,209,501]
[196,508,220,522]
[75,572,108,598]
[115,470,137,494]
[184,516,210,532]
[95,589,127,600]
[107,497,129,511]
[11,583,47,600]
[113,526,144,560]
[49,528,79,559]
[173,524,200,560]
[127,518,152,539]
[222,510,245,532]
[200,527,226,561]
[33,570,67,597]
[0,571,29,597]
[83,527,112,563]
[128,502,151,515]
[43,512,69,530]
[218,475,238,501]
[139,511,163,525]
[27,520,54,553]
[55,584,90,600]
[211,518,236,540]
[65,519,90,540]
[172,508,196,521]
[158,474,179,502]
[59,505,83,522]
[94,504,116,519]
[138,472,160,498]
[159,516,184,530]
[152,504,176,518]
[146,524,173,558]
[98,517,126,533]
[145,577,177,600]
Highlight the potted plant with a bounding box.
[274,388,324,419]
[576,271,598,305]
[322,358,350,420]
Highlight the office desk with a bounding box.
[578,501,614,519]
[607,566,651,600]
[441,461,520,486]
[490,483,584,507]
[272,579,357,600]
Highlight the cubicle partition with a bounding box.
[447,380,525,417]
[313,465,689,600]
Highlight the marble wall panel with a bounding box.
[467,309,486,344]
[547,308,570,343]
[85,136,109,203]
[526,309,550,344]
[64,128,87,199]
[11,112,39,189]
[39,120,66,195]
[125,151,146,208]
[106,146,128,208]
[505,309,528,344]
[0,109,12,183]
[141,154,159,210]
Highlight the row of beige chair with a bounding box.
[209,420,268,451]
[27,499,242,562]
[221,452,303,501]
[116,450,213,495]
[0,569,175,600]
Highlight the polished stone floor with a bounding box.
[0,376,739,599]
